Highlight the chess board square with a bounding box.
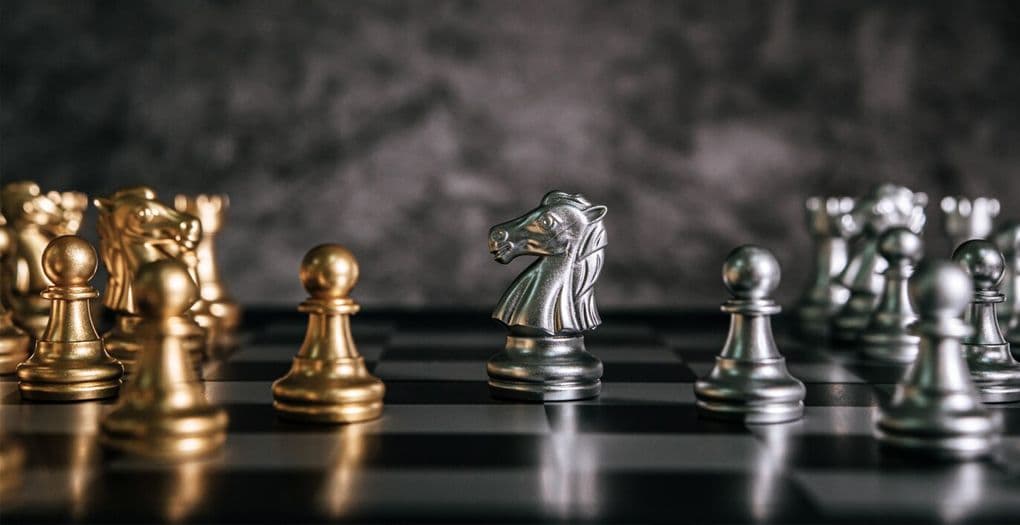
[383,381,497,404]
[380,344,493,362]
[544,404,750,434]
[373,361,486,381]
[601,362,697,382]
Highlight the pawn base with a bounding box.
[831,293,877,344]
[876,408,1002,460]
[694,356,806,424]
[487,334,602,402]
[859,331,921,364]
[964,342,1020,403]
[272,356,385,424]
[0,322,31,375]
[101,406,228,460]
[875,429,1000,460]
[16,340,122,401]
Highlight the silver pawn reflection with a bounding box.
[876,261,1001,460]
[993,222,1020,343]
[953,239,1020,403]
[694,245,805,424]
[486,191,607,401]
[859,227,923,363]
[795,196,855,339]
[941,196,1000,252]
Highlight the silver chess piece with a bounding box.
[486,191,607,401]
[795,196,855,338]
[859,227,923,363]
[876,261,1002,460]
[694,245,805,424]
[993,221,1020,343]
[832,184,927,344]
[953,239,1020,403]
[941,196,1000,252]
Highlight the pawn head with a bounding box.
[300,244,359,299]
[909,261,974,319]
[722,245,780,299]
[952,239,1004,291]
[42,235,97,286]
[133,259,198,318]
[878,227,923,264]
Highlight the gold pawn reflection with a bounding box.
[174,194,242,354]
[16,236,123,401]
[272,244,385,423]
[0,434,26,496]
[100,259,227,459]
[0,218,30,374]
[0,182,88,338]
[319,423,373,518]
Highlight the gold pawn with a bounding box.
[100,259,227,459]
[272,244,385,423]
[174,194,242,352]
[17,236,122,401]
[0,221,30,374]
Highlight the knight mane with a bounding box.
[542,191,606,330]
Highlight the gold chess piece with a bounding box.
[1,181,87,337]
[100,259,227,459]
[95,187,206,372]
[0,219,31,374]
[272,244,385,423]
[174,194,242,350]
[17,236,122,401]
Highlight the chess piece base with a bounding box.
[831,293,877,344]
[694,356,805,424]
[795,304,834,340]
[487,334,602,402]
[100,405,228,460]
[272,356,385,423]
[964,342,1020,403]
[16,340,122,401]
[0,320,31,375]
[876,407,1002,460]
[859,331,921,364]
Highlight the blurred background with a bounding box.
[2,0,1019,308]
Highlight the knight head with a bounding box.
[94,186,202,313]
[1,181,87,235]
[489,191,607,264]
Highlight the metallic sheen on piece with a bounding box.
[795,196,854,339]
[993,222,1020,343]
[16,236,122,401]
[941,196,1000,252]
[174,194,242,352]
[876,261,1002,459]
[272,244,385,423]
[953,240,1020,403]
[100,260,227,459]
[832,184,927,344]
[859,228,923,363]
[695,245,805,424]
[0,219,30,374]
[486,191,607,401]
[95,187,206,372]
[0,181,87,338]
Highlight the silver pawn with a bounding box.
[695,245,805,424]
[941,196,1000,252]
[993,222,1020,343]
[795,196,854,339]
[876,261,1001,460]
[953,239,1020,403]
[859,227,923,364]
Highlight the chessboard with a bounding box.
[2,308,1020,524]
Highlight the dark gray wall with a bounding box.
[3,0,1020,307]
